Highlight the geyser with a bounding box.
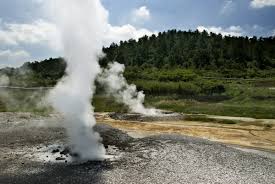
[47,0,108,160]
[98,62,160,116]
[46,0,160,160]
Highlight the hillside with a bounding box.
[1,30,275,87]
[101,30,275,78]
[1,30,275,118]
[0,58,66,87]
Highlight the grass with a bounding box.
[2,92,275,119]
[1,78,275,120]
[149,98,275,119]
[184,114,238,124]
[93,95,128,113]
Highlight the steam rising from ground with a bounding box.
[0,75,9,86]
[0,75,47,112]
[45,0,159,160]
[98,62,160,115]
[47,0,108,160]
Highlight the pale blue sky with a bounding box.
[103,0,275,31]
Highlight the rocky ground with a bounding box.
[0,112,275,184]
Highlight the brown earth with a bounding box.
[1,112,275,184]
[96,113,275,152]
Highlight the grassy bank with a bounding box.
[1,77,275,119]
[147,96,275,119]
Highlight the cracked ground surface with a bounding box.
[0,112,275,184]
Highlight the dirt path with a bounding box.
[97,113,275,152]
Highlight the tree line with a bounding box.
[1,29,275,87]
[100,30,275,78]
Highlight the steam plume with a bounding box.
[47,0,108,160]
[98,62,160,115]
[45,0,160,160]
[0,75,10,86]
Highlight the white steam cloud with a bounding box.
[45,0,159,160]
[47,0,108,160]
[0,75,10,86]
[98,62,160,116]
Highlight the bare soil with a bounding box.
[0,112,275,184]
[102,112,275,152]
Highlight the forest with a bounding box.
[101,29,275,78]
[1,30,275,86]
[1,30,275,118]
[1,29,275,96]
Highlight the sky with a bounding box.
[0,0,275,68]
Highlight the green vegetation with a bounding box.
[147,96,275,119]
[92,95,128,113]
[0,58,66,87]
[0,30,275,119]
[183,114,238,125]
[101,30,275,78]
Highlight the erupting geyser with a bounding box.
[47,0,108,160]
[46,0,160,160]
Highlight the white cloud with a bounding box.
[0,18,156,67]
[0,17,155,47]
[0,19,61,50]
[132,6,151,23]
[0,1,155,67]
[105,24,156,45]
[0,49,30,68]
[251,0,275,8]
[197,25,244,36]
[0,18,155,49]
[220,0,236,15]
[197,25,275,37]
